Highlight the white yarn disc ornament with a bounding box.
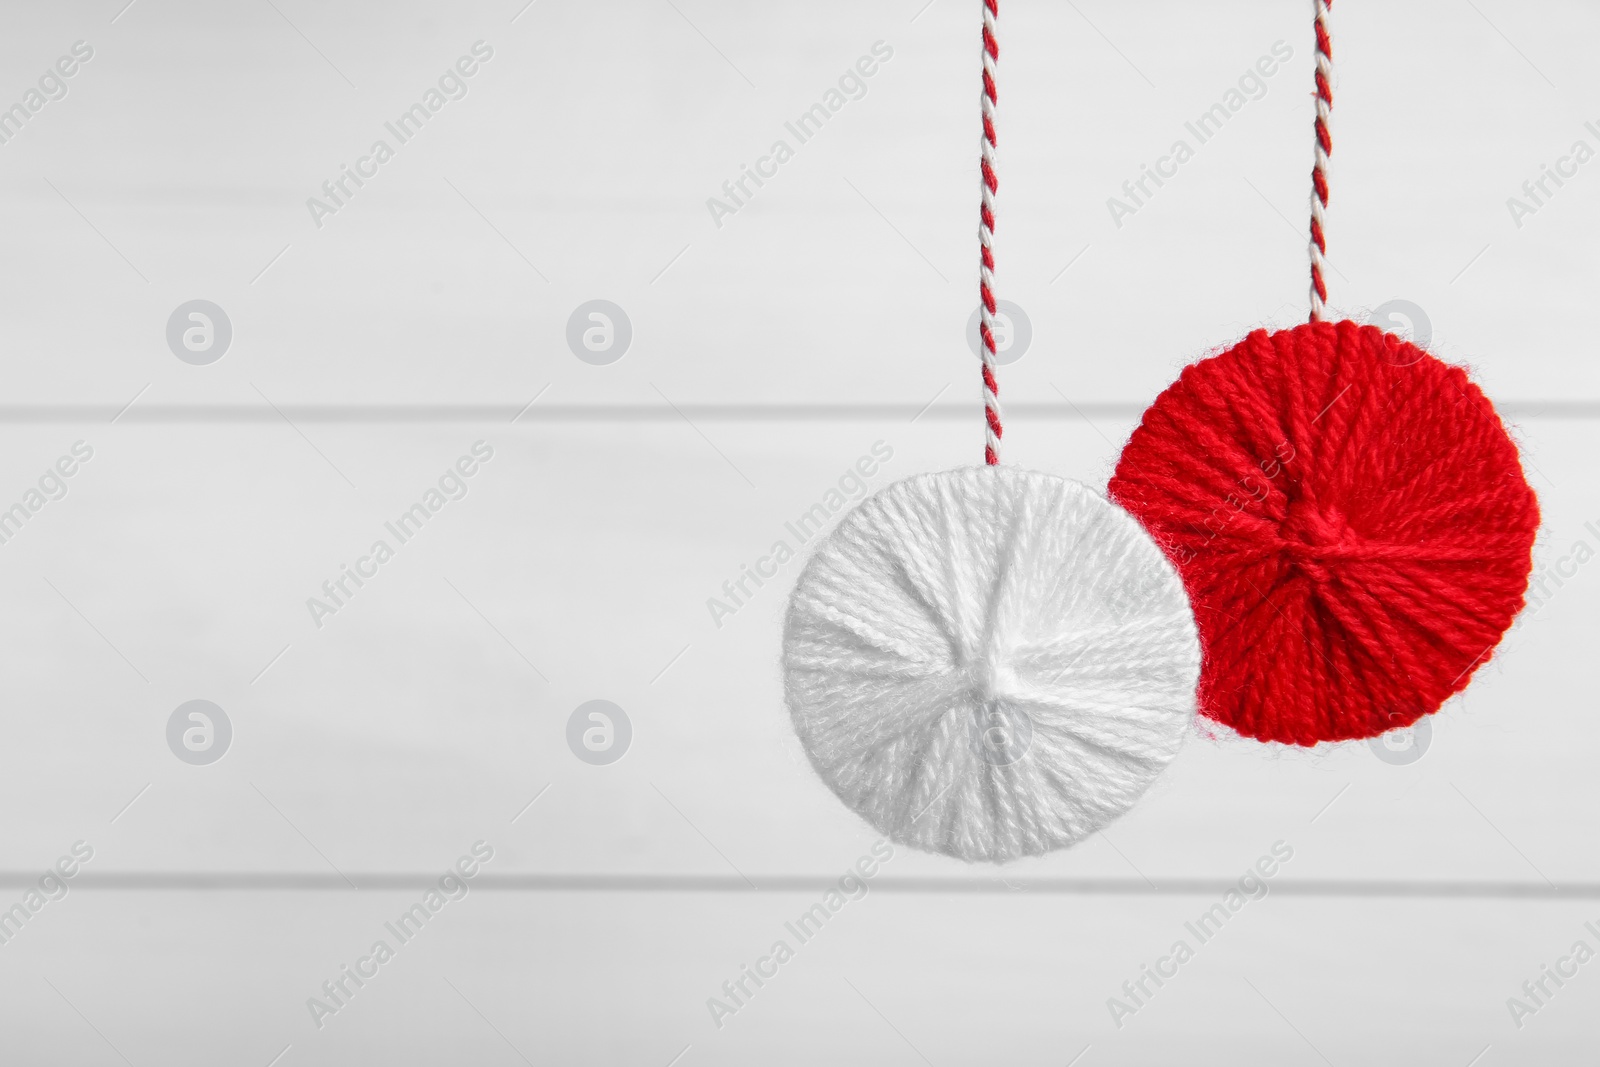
[779,1,1199,862]
[783,467,1200,863]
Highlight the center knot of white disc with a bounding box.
[965,648,1016,707]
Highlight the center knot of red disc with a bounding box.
[1279,498,1357,577]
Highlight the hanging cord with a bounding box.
[979,0,1002,464]
[1308,0,1332,321]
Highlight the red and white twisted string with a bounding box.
[978,0,1002,465]
[1307,0,1332,321]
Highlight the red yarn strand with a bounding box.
[979,0,1002,465]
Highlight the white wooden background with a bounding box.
[0,0,1595,1063]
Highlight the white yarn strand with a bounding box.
[783,468,1201,864]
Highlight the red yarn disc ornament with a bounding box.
[1109,0,1538,744]
[1109,320,1538,745]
